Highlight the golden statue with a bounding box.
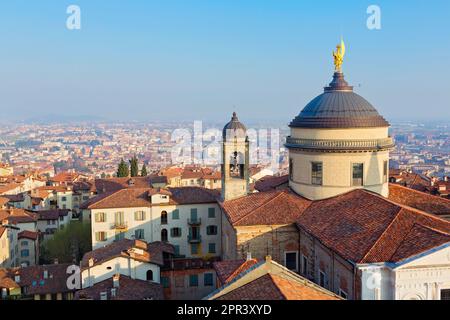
[332,39,346,72]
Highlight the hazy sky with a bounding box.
[0,0,449,124]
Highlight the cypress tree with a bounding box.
[117,159,129,177]
[141,163,148,177]
[129,155,139,177]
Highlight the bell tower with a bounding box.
[221,112,250,201]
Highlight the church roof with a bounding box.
[290,72,390,129]
[222,112,247,139]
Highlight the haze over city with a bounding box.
[0,0,449,124]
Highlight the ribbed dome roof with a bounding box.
[290,72,389,128]
[223,112,247,139]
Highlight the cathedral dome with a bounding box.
[290,72,390,128]
[223,112,247,139]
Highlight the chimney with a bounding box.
[88,258,94,267]
[53,258,59,265]
[246,252,252,261]
[43,270,48,279]
[113,274,120,288]
[445,176,449,182]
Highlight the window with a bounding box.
[287,159,293,181]
[115,212,124,226]
[115,231,125,242]
[285,252,298,271]
[441,289,450,300]
[208,208,216,218]
[170,228,182,238]
[302,255,308,276]
[172,209,180,220]
[146,270,153,281]
[161,211,168,225]
[383,160,388,183]
[206,225,218,235]
[95,232,107,242]
[161,277,170,288]
[21,241,29,246]
[21,249,30,257]
[83,196,89,201]
[319,270,327,288]
[190,208,198,222]
[352,163,364,186]
[191,243,199,255]
[189,274,198,287]
[204,273,214,287]
[134,211,146,221]
[95,212,106,223]
[161,229,168,242]
[339,289,348,300]
[311,162,323,185]
[135,229,145,240]
[61,197,67,202]
[208,243,216,254]
[173,245,180,256]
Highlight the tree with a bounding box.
[117,158,129,177]
[129,155,139,177]
[40,221,92,264]
[141,163,148,177]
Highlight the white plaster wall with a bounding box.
[289,150,389,200]
[291,127,389,140]
[81,256,160,288]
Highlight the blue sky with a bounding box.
[0,0,449,123]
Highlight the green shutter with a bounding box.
[208,208,215,218]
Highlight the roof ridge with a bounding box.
[389,183,450,203]
[88,188,129,209]
[364,188,450,225]
[360,206,406,263]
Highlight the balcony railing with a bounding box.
[187,234,202,243]
[111,222,128,230]
[285,136,395,152]
[187,218,202,226]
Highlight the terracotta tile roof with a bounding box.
[18,230,39,241]
[0,197,9,207]
[388,183,450,216]
[74,275,164,300]
[211,258,341,301]
[36,209,70,220]
[0,209,37,224]
[296,189,450,264]
[0,227,6,238]
[50,172,80,184]
[213,259,259,285]
[80,239,168,270]
[254,175,289,192]
[0,269,20,290]
[15,263,74,295]
[221,189,311,226]
[85,187,219,209]
[0,183,21,195]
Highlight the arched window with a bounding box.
[161,229,168,242]
[161,211,168,225]
[146,270,153,281]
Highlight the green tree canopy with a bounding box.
[40,221,92,264]
[141,163,148,177]
[129,155,139,177]
[117,158,129,177]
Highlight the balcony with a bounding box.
[187,218,202,226]
[187,234,202,243]
[285,136,395,152]
[111,222,128,230]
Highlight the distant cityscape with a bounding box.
[0,120,448,180]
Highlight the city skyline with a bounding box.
[0,1,449,123]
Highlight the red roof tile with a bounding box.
[296,189,450,264]
[388,183,450,216]
[213,259,259,285]
[221,190,311,226]
[74,275,164,300]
